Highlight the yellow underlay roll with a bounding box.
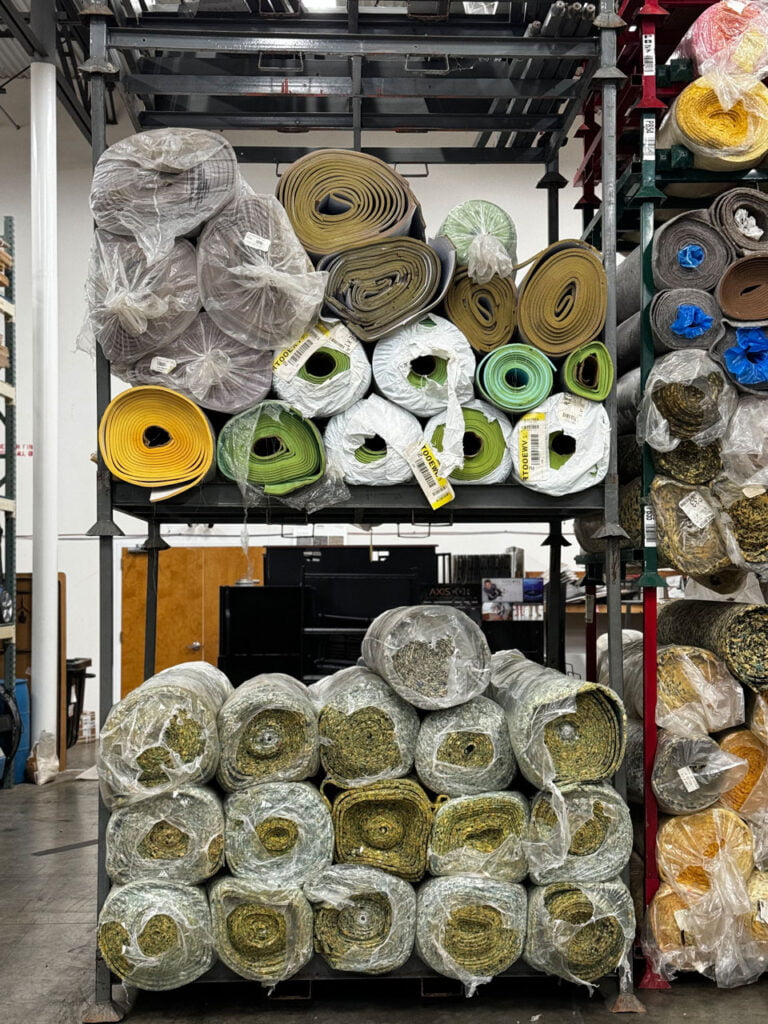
[656,808,754,898]
[719,729,768,818]
[98,385,215,502]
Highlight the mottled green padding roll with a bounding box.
[652,439,722,484]
[306,864,417,974]
[98,881,213,990]
[561,342,614,402]
[650,477,733,578]
[428,791,529,882]
[209,877,313,985]
[475,344,554,413]
[425,400,514,485]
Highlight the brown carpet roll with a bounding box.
[717,255,768,321]
[443,267,517,353]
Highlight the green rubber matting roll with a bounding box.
[425,400,514,485]
[475,344,554,413]
[561,342,614,402]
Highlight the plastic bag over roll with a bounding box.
[428,791,529,882]
[424,399,514,485]
[324,396,423,487]
[438,199,517,284]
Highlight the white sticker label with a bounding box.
[644,505,657,547]
[679,492,716,530]
[726,0,747,13]
[149,356,177,374]
[743,484,767,499]
[243,232,271,253]
[642,34,656,76]
[404,441,455,510]
[643,118,656,161]
[559,393,590,425]
[677,766,700,793]
[585,592,596,625]
[272,323,356,382]
[518,413,547,482]
[758,899,768,925]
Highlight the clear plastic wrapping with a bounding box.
[414,696,516,796]
[324,396,423,487]
[719,729,768,823]
[424,399,514,485]
[428,791,529,882]
[712,475,768,576]
[105,785,225,885]
[437,200,517,284]
[747,870,768,942]
[748,691,768,746]
[657,807,754,897]
[305,864,417,974]
[98,880,214,991]
[645,883,703,975]
[652,729,749,815]
[721,396,768,488]
[651,477,735,578]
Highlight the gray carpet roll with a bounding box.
[651,729,748,815]
[711,322,768,396]
[616,368,641,436]
[616,290,724,376]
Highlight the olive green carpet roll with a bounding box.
[574,477,642,554]
[527,783,633,886]
[306,864,417,974]
[491,651,627,789]
[524,878,635,986]
[105,785,224,885]
[209,876,313,985]
[656,807,754,897]
[650,477,733,578]
[331,778,433,882]
[98,880,214,990]
[216,400,326,499]
[651,729,749,815]
[216,673,319,792]
[517,239,607,357]
[653,439,723,485]
[657,600,768,691]
[416,876,527,995]
[224,782,334,885]
[361,605,491,711]
[560,341,614,402]
[437,199,517,282]
[710,188,768,255]
[424,400,514,485]
[414,696,516,797]
[717,254,768,321]
[428,791,529,882]
[475,344,554,413]
[310,665,420,787]
[443,267,517,353]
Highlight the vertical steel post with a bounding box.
[3,216,16,748]
[142,522,169,682]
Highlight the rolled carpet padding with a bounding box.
[216,673,319,792]
[361,605,491,711]
[526,783,633,886]
[443,267,517,353]
[747,871,768,944]
[721,396,768,487]
[656,807,754,897]
[624,719,644,803]
[616,368,641,436]
[657,600,768,691]
[424,400,514,485]
[651,729,748,815]
[209,877,313,985]
[438,199,517,283]
[574,477,642,554]
[331,778,433,882]
[475,344,554,413]
[272,321,371,418]
[105,785,224,885]
[97,386,216,502]
[710,187,768,254]
[652,288,725,352]
[618,434,644,484]
[717,255,768,322]
[560,341,614,402]
[719,730,768,822]
[491,651,626,789]
[712,323,768,394]
[197,189,327,351]
[653,439,723,485]
[428,792,529,882]
[90,128,239,264]
[650,477,733,578]
[414,696,517,797]
[646,883,702,973]
[98,881,214,990]
[306,864,417,974]
[309,665,420,787]
[224,782,333,885]
[416,876,527,994]
[524,878,635,986]
[510,393,611,496]
[516,239,607,357]
[276,148,424,260]
[617,312,659,375]
[324,396,422,487]
[716,486,768,569]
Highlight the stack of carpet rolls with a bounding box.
[96,606,635,995]
[87,129,616,510]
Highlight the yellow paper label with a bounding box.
[518,413,546,482]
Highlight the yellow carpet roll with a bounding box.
[719,730,768,820]
[657,808,754,898]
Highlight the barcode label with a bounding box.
[679,492,716,530]
[559,393,590,425]
[642,118,656,161]
[644,506,657,547]
[678,766,700,793]
[642,34,655,76]
[243,232,271,253]
[518,413,547,482]
[273,322,358,382]
[404,441,455,510]
[150,356,177,374]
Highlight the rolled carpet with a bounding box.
[306,864,417,974]
[209,877,313,985]
[437,199,517,283]
[651,288,725,352]
[443,267,517,353]
[98,881,213,990]
[197,189,327,351]
[324,396,422,487]
[721,489,768,569]
[717,255,768,322]
[272,321,371,418]
[414,696,517,797]
[309,665,420,787]
[424,400,514,485]
[721,395,768,487]
[475,344,554,413]
[105,785,224,885]
[491,651,626,789]
[98,385,215,502]
[656,807,754,897]
[574,478,642,554]
[747,871,768,944]
[649,478,732,578]
[276,149,423,260]
[90,128,239,264]
[710,187,768,254]
[651,729,748,815]
[216,400,326,499]
[560,341,614,402]
[653,439,722,485]
[646,883,701,973]
[618,435,644,484]
[711,323,768,395]
[331,778,433,882]
[749,692,768,746]
[416,876,526,995]
[616,312,660,376]
[216,673,319,792]
[361,605,491,711]
[428,791,529,882]
[657,600,768,691]
[719,730,768,822]
[624,719,644,804]
[510,393,611,496]
[516,239,607,357]
[526,783,633,886]
[524,878,635,986]
[616,368,641,436]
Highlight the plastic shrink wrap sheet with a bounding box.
[424,400,514,485]
[272,321,371,418]
[438,199,517,283]
[324,396,423,487]
[722,398,768,489]
[427,791,529,882]
[651,729,748,815]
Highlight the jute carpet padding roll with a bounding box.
[574,477,642,554]
[646,883,701,971]
[710,187,768,254]
[98,881,213,990]
[653,439,723,485]
[416,877,526,994]
[717,255,768,321]
[97,386,216,502]
[657,600,768,690]
[652,729,748,815]
[475,344,554,413]
[443,267,517,353]
[561,342,614,402]
[719,730,768,821]
[425,400,514,485]
[306,864,417,974]
[323,396,423,487]
[209,877,313,985]
[438,199,517,282]
[276,149,424,259]
[656,808,754,897]
[428,791,529,882]
[106,785,224,885]
[650,477,732,577]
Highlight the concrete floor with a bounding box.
[1,745,766,1024]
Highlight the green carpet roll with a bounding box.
[428,792,529,882]
[475,344,554,413]
[424,400,514,485]
[561,342,614,402]
[438,199,517,283]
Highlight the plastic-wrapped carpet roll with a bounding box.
[209,877,313,985]
[443,267,517,353]
[596,630,643,688]
[645,883,702,975]
[711,322,768,395]
[416,877,527,995]
[721,396,768,487]
[105,785,224,885]
[650,477,733,578]
[414,696,516,797]
[574,477,642,554]
[560,342,614,402]
[616,368,641,436]
[715,483,768,571]
[272,320,371,418]
[216,673,319,792]
[625,719,644,804]
[618,434,643,484]
[424,400,514,485]
[428,791,529,882]
[306,864,417,974]
[719,730,768,822]
[324,396,422,487]
[510,393,611,496]
[747,871,768,944]
[656,807,754,897]
[98,881,213,991]
[710,187,768,254]
[151,660,234,709]
[748,692,768,746]
[361,605,491,711]
[90,129,239,264]
[438,199,517,283]
[474,344,554,413]
[651,729,748,815]
[653,439,723,485]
